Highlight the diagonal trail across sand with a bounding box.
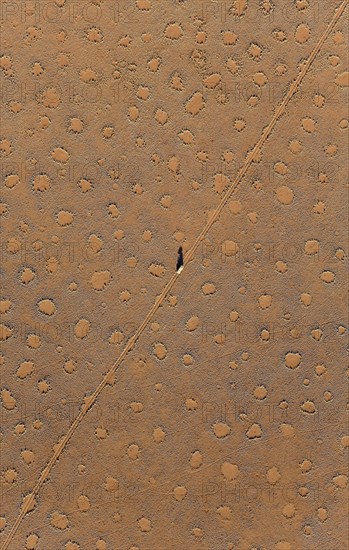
[1,1,348,547]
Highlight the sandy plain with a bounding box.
[0,0,348,549]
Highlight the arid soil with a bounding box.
[1,1,348,549]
